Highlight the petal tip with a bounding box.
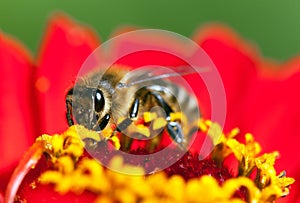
[37,12,100,63]
[192,23,260,62]
[0,30,33,64]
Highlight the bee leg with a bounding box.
[167,121,184,146]
[117,98,139,132]
[66,98,74,126]
[151,92,185,146]
[116,98,140,150]
[129,98,140,119]
[98,114,111,130]
[151,92,173,116]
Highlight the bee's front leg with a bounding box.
[117,98,140,132]
[97,114,111,130]
[115,98,140,150]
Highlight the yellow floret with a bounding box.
[152,117,167,130]
[143,112,158,123]
[32,122,294,203]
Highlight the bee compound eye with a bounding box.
[94,89,105,113]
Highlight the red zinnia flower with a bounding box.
[0,13,299,202]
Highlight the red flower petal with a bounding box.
[0,32,35,193]
[10,153,98,203]
[17,185,98,203]
[35,13,100,135]
[193,24,258,130]
[194,24,300,202]
[5,141,44,203]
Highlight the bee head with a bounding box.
[66,86,108,131]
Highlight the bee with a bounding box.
[66,65,204,147]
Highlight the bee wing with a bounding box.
[117,66,209,89]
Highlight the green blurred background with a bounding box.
[0,0,299,61]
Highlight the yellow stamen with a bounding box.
[51,134,64,154]
[110,135,121,150]
[135,124,151,137]
[29,121,294,202]
[170,112,188,125]
[228,127,240,138]
[207,122,223,145]
[74,125,100,142]
[143,112,157,123]
[152,117,167,130]
[101,127,114,139]
[196,118,208,132]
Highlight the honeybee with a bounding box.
[66,65,204,147]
